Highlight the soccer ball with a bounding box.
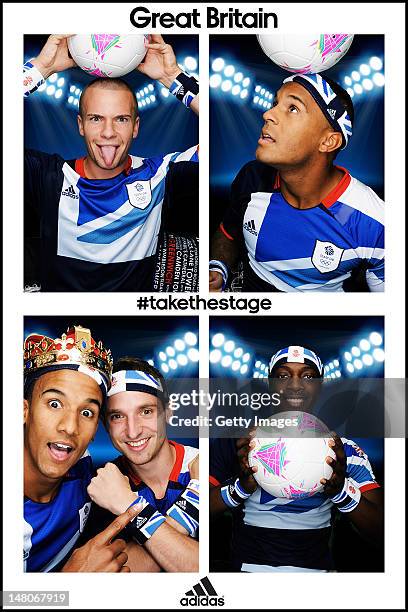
[257,34,354,74]
[68,34,149,78]
[248,412,335,499]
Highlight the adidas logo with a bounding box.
[136,516,147,528]
[180,577,224,607]
[62,185,79,199]
[327,108,337,119]
[243,219,258,236]
[177,499,187,511]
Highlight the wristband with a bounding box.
[186,478,200,495]
[330,477,361,513]
[220,478,252,508]
[169,71,199,107]
[23,60,45,97]
[166,488,199,537]
[209,259,229,290]
[127,495,166,544]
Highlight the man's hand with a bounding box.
[320,433,346,497]
[61,504,140,572]
[88,462,137,515]
[31,34,76,80]
[236,432,258,494]
[188,454,199,480]
[209,270,223,292]
[137,35,181,88]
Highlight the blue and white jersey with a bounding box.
[221,161,384,292]
[83,442,199,540]
[24,453,93,572]
[25,147,198,291]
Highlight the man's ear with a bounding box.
[77,113,84,137]
[132,116,140,139]
[319,130,343,155]
[24,399,29,425]
[165,403,173,424]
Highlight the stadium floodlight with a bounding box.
[55,89,63,99]
[224,64,235,77]
[212,57,225,72]
[373,348,385,362]
[253,95,259,104]
[240,364,249,375]
[351,71,360,81]
[242,77,250,88]
[362,354,374,366]
[234,72,243,82]
[159,351,167,361]
[161,87,170,97]
[232,85,241,96]
[166,346,175,357]
[344,76,352,86]
[254,371,259,378]
[354,83,363,94]
[57,77,65,87]
[359,63,370,76]
[362,78,373,91]
[346,88,354,98]
[146,98,151,105]
[346,363,354,374]
[369,332,383,346]
[161,363,169,374]
[75,88,81,96]
[48,73,58,83]
[184,56,197,72]
[224,340,235,353]
[210,74,222,88]
[232,360,241,371]
[212,333,225,348]
[147,359,155,366]
[144,86,149,94]
[174,339,185,352]
[221,355,233,368]
[234,347,243,358]
[335,370,341,378]
[354,359,363,370]
[150,95,156,102]
[68,95,74,104]
[46,85,56,96]
[168,359,178,370]
[333,359,340,367]
[240,89,248,99]
[148,83,154,91]
[351,346,361,357]
[210,349,222,364]
[184,332,197,346]
[360,339,371,351]
[372,73,385,87]
[70,85,76,93]
[187,348,199,362]
[221,80,232,92]
[177,354,188,367]
[369,56,383,71]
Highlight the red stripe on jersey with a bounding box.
[168,440,185,482]
[75,156,132,178]
[209,475,220,486]
[321,166,351,208]
[359,482,380,493]
[220,223,234,241]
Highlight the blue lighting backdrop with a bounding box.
[24,35,198,160]
[24,316,199,467]
[210,35,384,232]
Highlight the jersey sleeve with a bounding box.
[23,61,45,97]
[209,438,240,486]
[342,439,380,493]
[353,187,385,292]
[365,222,384,291]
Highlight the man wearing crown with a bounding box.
[23,324,140,572]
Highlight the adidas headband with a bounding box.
[269,346,323,376]
[283,73,353,150]
[108,370,168,402]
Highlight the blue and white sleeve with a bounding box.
[342,439,381,493]
[23,60,45,97]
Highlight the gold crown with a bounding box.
[24,325,113,387]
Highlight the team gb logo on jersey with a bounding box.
[312,240,344,273]
[126,180,152,210]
